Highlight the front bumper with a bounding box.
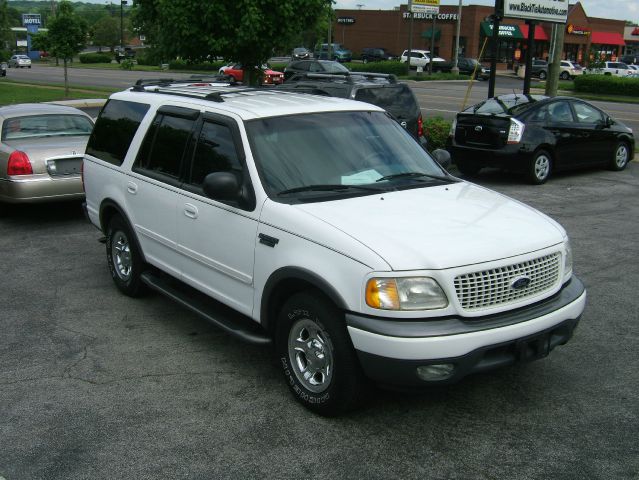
[346,276,586,387]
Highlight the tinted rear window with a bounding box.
[354,85,418,116]
[85,99,150,166]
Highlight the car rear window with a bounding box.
[465,95,546,115]
[85,99,150,166]
[354,84,418,117]
[2,114,93,141]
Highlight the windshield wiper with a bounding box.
[375,172,452,183]
[277,184,382,196]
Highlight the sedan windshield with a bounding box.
[2,114,93,140]
[246,111,452,201]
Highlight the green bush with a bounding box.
[135,49,164,66]
[168,59,227,71]
[574,74,639,96]
[79,53,113,64]
[0,49,11,62]
[346,61,409,76]
[423,116,451,151]
[120,58,134,70]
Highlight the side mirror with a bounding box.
[431,148,452,169]
[203,171,240,201]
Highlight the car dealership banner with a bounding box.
[410,0,440,15]
[504,0,568,24]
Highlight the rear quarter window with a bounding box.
[85,99,150,166]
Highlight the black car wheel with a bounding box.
[106,215,146,297]
[539,71,547,80]
[275,291,366,416]
[455,158,482,176]
[528,149,552,184]
[609,141,630,171]
[560,71,570,80]
[363,57,368,64]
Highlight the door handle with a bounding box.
[184,203,198,219]
[127,181,137,194]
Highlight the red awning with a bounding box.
[590,31,625,45]
[519,24,549,41]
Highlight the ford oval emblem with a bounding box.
[474,125,482,132]
[511,276,531,290]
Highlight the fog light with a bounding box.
[416,364,455,381]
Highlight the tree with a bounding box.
[47,1,88,97]
[132,0,327,84]
[92,15,120,52]
[0,0,11,58]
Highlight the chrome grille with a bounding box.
[454,253,561,311]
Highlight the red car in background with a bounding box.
[218,63,284,85]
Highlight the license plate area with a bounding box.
[516,332,551,362]
[46,157,82,176]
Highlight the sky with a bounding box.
[334,0,639,24]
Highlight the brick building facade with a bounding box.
[333,2,627,69]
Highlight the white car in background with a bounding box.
[559,60,584,79]
[8,55,31,68]
[586,61,632,77]
[400,49,445,69]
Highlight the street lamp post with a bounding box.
[120,0,127,50]
[452,0,463,75]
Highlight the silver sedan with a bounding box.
[0,103,94,210]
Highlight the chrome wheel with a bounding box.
[615,144,629,169]
[111,231,132,282]
[288,318,334,393]
[534,153,551,181]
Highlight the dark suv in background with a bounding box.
[277,72,425,145]
[360,48,397,63]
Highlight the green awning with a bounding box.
[480,22,524,39]
[421,28,441,41]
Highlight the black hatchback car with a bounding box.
[448,94,635,184]
[277,72,425,145]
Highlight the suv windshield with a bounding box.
[246,111,451,201]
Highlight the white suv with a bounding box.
[587,61,632,77]
[400,49,445,69]
[83,82,586,415]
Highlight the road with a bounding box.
[6,64,639,134]
[1,162,638,478]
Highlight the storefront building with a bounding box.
[333,2,628,69]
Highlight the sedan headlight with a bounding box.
[563,239,573,282]
[366,277,448,310]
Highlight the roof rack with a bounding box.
[287,72,397,84]
[132,74,238,91]
[129,83,286,103]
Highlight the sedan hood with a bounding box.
[6,136,89,174]
[295,182,565,271]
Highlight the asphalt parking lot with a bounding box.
[1,162,638,479]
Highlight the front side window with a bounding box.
[573,102,604,124]
[188,121,242,187]
[247,111,452,202]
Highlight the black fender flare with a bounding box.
[99,199,147,264]
[260,267,349,333]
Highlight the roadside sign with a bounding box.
[503,0,568,24]
[411,0,440,14]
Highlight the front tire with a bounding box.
[609,141,630,171]
[560,71,569,80]
[275,292,366,416]
[539,70,547,80]
[106,215,146,297]
[527,149,552,184]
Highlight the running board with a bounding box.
[140,271,271,345]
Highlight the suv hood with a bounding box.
[294,182,564,271]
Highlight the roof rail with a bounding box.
[129,84,283,103]
[288,72,397,84]
[132,75,238,91]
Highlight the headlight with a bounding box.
[563,239,573,282]
[366,277,448,310]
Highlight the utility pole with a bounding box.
[428,15,436,75]
[407,1,414,73]
[545,22,565,97]
[522,20,535,94]
[120,0,127,49]
[487,1,503,98]
[327,0,332,60]
[452,0,463,75]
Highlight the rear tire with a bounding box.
[609,141,630,171]
[527,149,552,184]
[560,71,569,80]
[106,215,146,297]
[363,58,368,64]
[275,291,367,416]
[539,71,547,80]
